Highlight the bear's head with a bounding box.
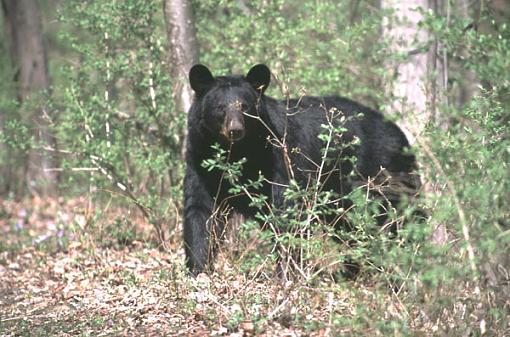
[189,64,271,142]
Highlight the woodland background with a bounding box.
[0,0,509,335]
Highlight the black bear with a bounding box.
[183,64,419,275]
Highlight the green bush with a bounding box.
[54,0,183,241]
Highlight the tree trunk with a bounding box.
[163,0,199,116]
[455,0,480,107]
[2,0,57,196]
[381,0,447,143]
[382,0,448,244]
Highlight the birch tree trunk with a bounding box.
[163,0,199,116]
[2,0,57,196]
[382,0,446,143]
[382,0,448,244]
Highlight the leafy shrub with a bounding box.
[55,0,183,241]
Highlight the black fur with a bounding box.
[183,64,417,274]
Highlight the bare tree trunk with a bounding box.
[455,0,480,107]
[2,0,57,196]
[382,0,448,244]
[163,0,199,116]
[429,0,448,128]
[0,102,6,195]
[381,0,447,143]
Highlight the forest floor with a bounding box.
[1,197,434,336]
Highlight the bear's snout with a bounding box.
[223,116,245,142]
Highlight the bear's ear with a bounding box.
[246,64,271,94]
[189,64,215,95]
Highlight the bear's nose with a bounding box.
[227,119,245,141]
[228,128,245,141]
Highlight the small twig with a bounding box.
[44,167,99,172]
[104,31,111,149]
[267,296,291,320]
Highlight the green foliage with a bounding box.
[0,29,27,195]
[423,10,510,97]
[95,216,138,249]
[54,0,182,233]
[194,0,385,104]
[0,119,32,152]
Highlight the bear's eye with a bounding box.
[213,105,226,114]
[240,103,248,112]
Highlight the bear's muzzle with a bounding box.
[222,108,245,142]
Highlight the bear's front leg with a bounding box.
[183,164,217,275]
